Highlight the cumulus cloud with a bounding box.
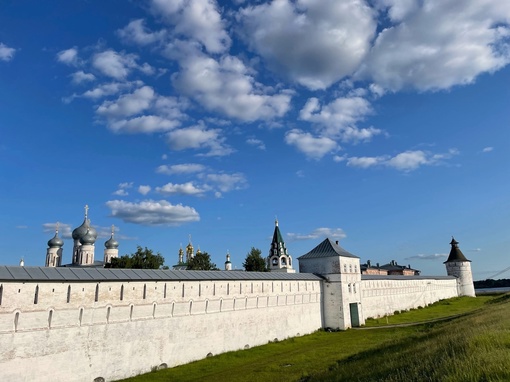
[113,182,133,196]
[117,19,166,45]
[171,44,292,122]
[92,49,154,80]
[0,43,16,61]
[56,47,79,66]
[284,129,337,159]
[70,71,96,84]
[150,0,231,54]
[138,185,152,195]
[156,163,206,175]
[156,182,205,196]
[106,199,200,225]
[82,81,143,100]
[405,253,447,260]
[299,96,382,142]
[482,147,494,153]
[200,172,248,193]
[165,124,233,156]
[361,0,510,91]
[239,0,376,90]
[345,148,459,171]
[287,227,347,241]
[96,86,185,133]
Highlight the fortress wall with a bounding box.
[360,277,458,319]
[0,278,322,382]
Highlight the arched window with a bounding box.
[272,257,278,266]
[106,307,111,323]
[281,257,286,266]
[0,284,3,306]
[129,305,134,321]
[14,312,19,332]
[79,308,84,326]
[143,284,147,299]
[67,285,71,303]
[152,303,156,319]
[120,285,124,301]
[94,284,99,302]
[164,283,167,299]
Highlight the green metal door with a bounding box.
[349,303,360,327]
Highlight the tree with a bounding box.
[107,246,165,269]
[186,252,218,270]
[243,247,268,272]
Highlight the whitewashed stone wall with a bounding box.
[0,279,322,382]
[360,276,459,319]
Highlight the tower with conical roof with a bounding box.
[267,219,295,273]
[72,205,97,266]
[444,237,475,297]
[104,225,119,264]
[46,223,63,267]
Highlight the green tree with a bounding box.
[107,246,165,269]
[186,252,218,270]
[243,247,268,272]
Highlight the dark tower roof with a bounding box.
[298,238,358,260]
[444,237,470,263]
[269,219,289,256]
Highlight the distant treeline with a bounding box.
[474,279,510,288]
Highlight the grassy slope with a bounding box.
[117,295,508,382]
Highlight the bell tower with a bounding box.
[267,219,295,273]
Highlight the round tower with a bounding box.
[444,237,475,297]
[225,251,232,271]
[104,225,119,264]
[46,223,64,267]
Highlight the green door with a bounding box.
[349,303,360,327]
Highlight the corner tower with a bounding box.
[267,220,295,273]
[444,237,475,297]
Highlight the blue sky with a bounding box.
[0,0,509,280]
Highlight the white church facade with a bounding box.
[0,211,475,382]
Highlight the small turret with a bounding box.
[46,223,63,267]
[225,251,232,271]
[104,225,119,264]
[444,237,475,297]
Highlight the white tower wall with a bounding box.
[446,261,475,297]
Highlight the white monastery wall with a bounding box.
[0,278,322,382]
[360,277,459,319]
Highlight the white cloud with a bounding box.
[82,81,143,99]
[284,129,338,159]
[118,182,133,189]
[405,253,447,260]
[70,71,96,84]
[299,96,382,142]
[165,124,233,156]
[42,222,73,239]
[156,182,205,196]
[0,43,16,61]
[117,19,166,45]
[287,227,347,241]
[246,138,266,150]
[95,86,185,133]
[200,172,247,193]
[345,148,459,171]
[92,50,153,80]
[138,185,152,195]
[172,48,292,122]
[97,86,155,118]
[361,0,510,91]
[482,147,494,153]
[106,199,200,226]
[56,47,79,66]
[150,0,231,54]
[113,189,128,196]
[239,0,376,90]
[156,163,206,175]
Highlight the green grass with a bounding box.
[364,295,495,327]
[117,294,508,382]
